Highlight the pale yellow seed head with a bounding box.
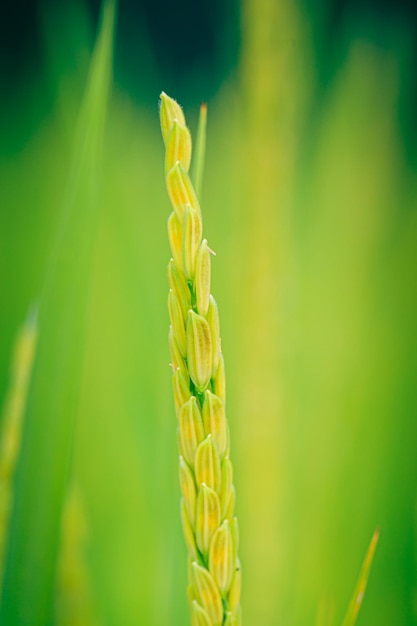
[187,311,212,392]
[182,206,203,280]
[192,561,223,626]
[195,483,221,555]
[165,119,192,174]
[209,519,234,596]
[159,92,186,145]
[162,93,241,625]
[195,239,211,317]
[201,390,227,458]
[178,396,205,466]
[166,162,200,222]
[195,435,221,494]
[179,455,197,528]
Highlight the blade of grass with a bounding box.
[0,309,38,588]
[55,485,100,626]
[191,102,207,199]
[0,2,115,624]
[341,528,380,626]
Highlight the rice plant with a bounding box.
[0,0,416,623]
[160,93,241,626]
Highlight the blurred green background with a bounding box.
[0,0,417,624]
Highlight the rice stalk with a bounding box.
[160,93,242,626]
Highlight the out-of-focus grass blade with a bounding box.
[314,594,336,626]
[0,309,38,587]
[0,1,115,624]
[191,102,207,199]
[341,528,380,626]
[55,485,100,626]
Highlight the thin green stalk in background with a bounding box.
[55,485,100,626]
[160,93,241,626]
[0,316,98,626]
[191,103,207,200]
[0,311,38,588]
[0,1,115,623]
[342,528,380,626]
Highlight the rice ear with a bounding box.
[160,93,241,625]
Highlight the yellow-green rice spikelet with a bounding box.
[195,483,221,555]
[186,311,212,392]
[167,162,201,220]
[182,207,203,280]
[169,326,187,378]
[191,600,212,626]
[230,517,239,566]
[228,565,242,614]
[179,456,197,527]
[160,93,242,624]
[220,458,233,518]
[168,258,191,319]
[202,391,227,459]
[165,119,192,174]
[195,435,221,493]
[224,611,239,626]
[191,561,223,626]
[206,296,221,375]
[160,92,187,146]
[178,397,205,466]
[168,212,185,271]
[213,353,226,402]
[173,369,192,414]
[195,240,211,317]
[168,289,187,356]
[209,520,234,595]
[181,499,199,562]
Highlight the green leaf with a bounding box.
[0,1,116,624]
[341,528,380,626]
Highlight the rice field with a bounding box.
[0,0,416,624]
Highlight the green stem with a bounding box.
[191,102,208,200]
